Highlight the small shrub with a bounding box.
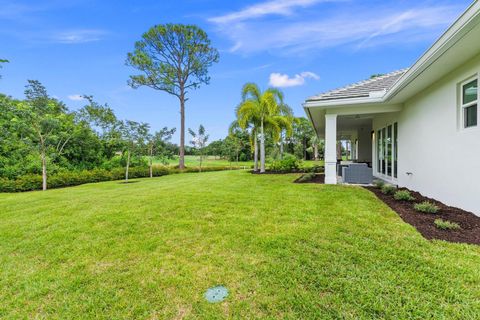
[297,172,316,183]
[268,154,301,172]
[394,190,415,201]
[414,201,440,214]
[305,165,324,174]
[434,219,460,230]
[373,180,385,189]
[381,184,397,195]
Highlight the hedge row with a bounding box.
[0,166,243,192]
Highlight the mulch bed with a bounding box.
[294,174,325,184]
[251,170,309,175]
[365,186,480,245]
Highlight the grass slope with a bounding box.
[157,155,324,168]
[0,171,479,319]
[156,155,252,167]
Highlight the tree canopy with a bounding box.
[126,24,219,169]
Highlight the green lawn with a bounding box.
[159,155,252,167]
[159,155,324,168]
[0,171,479,319]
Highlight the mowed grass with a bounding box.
[157,155,324,168]
[156,155,252,167]
[0,171,479,319]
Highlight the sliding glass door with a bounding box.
[377,123,398,179]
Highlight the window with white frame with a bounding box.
[461,78,478,128]
[376,122,398,179]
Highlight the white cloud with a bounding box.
[209,0,336,24]
[269,71,319,87]
[68,94,85,101]
[209,3,463,54]
[52,29,107,44]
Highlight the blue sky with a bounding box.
[0,0,472,142]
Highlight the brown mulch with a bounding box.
[294,174,325,184]
[251,170,307,175]
[365,187,480,245]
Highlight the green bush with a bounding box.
[297,172,316,183]
[373,179,385,189]
[269,154,301,172]
[0,165,239,192]
[305,165,324,173]
[394,190,416,201]
[381,184,397,195]
[14,175,43,191]
[414,201,440,214]
[434,219,460,230]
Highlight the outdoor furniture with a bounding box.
[342,163,373,184]
[337,161,354,176]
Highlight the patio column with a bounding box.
[325,114,338,184]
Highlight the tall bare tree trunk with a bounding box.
[303,138,307,160]
[125,150,131,182]
[149,145,153,178]
[179,94,185,169]
[199,150,202,172]
[280,137,284,160]
[254,135,259,172]
[149,158,153,178]
[260,120,265,173]
[41,150,47,191]
[314,144,319,161]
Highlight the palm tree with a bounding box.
[236,83,292,172]
[228,120,248,166]
[308,135,324,160]
[230,119,260,171]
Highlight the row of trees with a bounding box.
[0,81,177,190]
[235,83,293,173]
[2,22,325,189]
[123,23,324,171]
[229,83,323,173]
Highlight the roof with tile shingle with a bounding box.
[306,69,409,102]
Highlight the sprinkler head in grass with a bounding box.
[205,285,228,303]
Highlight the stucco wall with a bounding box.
[373,54,480,216]
[357,126,372,162]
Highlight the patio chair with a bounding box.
[342,163,373,184]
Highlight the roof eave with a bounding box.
[304,96,384,109]
[385,1,480,102]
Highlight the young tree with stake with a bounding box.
[188,125,209,172]
[146,127,176,177]
[19,80,74,191]
[120,120,150,182]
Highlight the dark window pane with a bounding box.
[394,123,398,179]
[382,128,386,175]
[465,105,477,128]
[387,125,392,177]
[377,130,381,173]
[463,79,478,105]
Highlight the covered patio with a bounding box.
[303,71,406,184]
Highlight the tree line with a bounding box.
[0,81,177,190]
[1,23,324,191]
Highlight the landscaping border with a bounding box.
[365,186,480,245]
[294,173,325,184]
[0,166,244,193]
